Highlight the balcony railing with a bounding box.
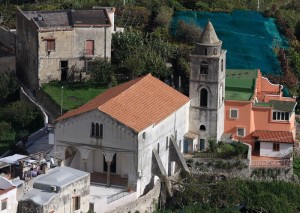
[107,191,130,204]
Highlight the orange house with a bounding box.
[224,69,297,158]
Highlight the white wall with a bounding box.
[260,142,293,158]
[55,109,138,186]
[136,102,190,197]
[0,187,17,213]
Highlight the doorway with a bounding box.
[60,60,68,81]
[254,141,260,156]
[104,154,116,173]
[200,139,205,150]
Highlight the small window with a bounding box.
[96,123,99,137]
[273,143,280,151]
[272,111,290,121]
[200,125,206,131]
[200,62,208,74]
[85,40,94,55]
[213,48,217,55]
[1,199,7,210]
[91,122,95,136]
[142,132,146,140]
[100,124,103,138]
[73,196,80,211]
[205,48,207,55]
[237,128,245,137]
[157,143,160,154]
[230,109,238,119]
[46,39,55,51]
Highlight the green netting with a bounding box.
[171,10,288,75]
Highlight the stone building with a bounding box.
[18,166,90,213]
[54,74,189,197]
[16,7,113,91]
[188,21,226,149]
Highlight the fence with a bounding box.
[251,159,291,168]
[193,152,248,159]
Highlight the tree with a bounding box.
[0,71,18,101]
[154,6,174,29]
[90,59,116,87]
[1,101,38,129]
[173,20,202,44]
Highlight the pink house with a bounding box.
[224,69,297,158]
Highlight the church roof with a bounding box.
[199,21,221,45]
[56,74,189,133]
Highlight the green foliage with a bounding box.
[112,30,175,79]
[154,6,174,29]
[172,20,202,44]
[0,71,18,101]
[1,101,37,129]
[0,121,15,142]
[90,59,116,87]
[163,174,300,213]
[207,137,217,153]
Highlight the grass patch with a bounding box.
[42,81,107,111]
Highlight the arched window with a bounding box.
[200,62,208,74]
[213,48,217,55]
[200,88,208,107]
[91,122,95,136]
[200,125,206,131]
[205,48,207,55]
[96,123,99,137]
[100,124,103,138]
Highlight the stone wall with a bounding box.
[188,158,251,179]
[106,180,161,213]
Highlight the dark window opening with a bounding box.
[200,62,208,74]
[72,196,80,211]
[200,125,206,131]
[273,143,280,151]
[91,122,95,136]
[60,60,68,82]
[200,88,208,107]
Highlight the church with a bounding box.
[54,21,296,197]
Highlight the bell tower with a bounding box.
[189,21,226,147]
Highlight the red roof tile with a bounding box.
[252,130,294,143]
[56,74,190,132]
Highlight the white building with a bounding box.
[54,74,190,197]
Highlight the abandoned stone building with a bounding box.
[16,7,113,91]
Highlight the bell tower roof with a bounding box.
[199,21,221,45]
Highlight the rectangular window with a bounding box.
[85,40,94,55]
[166,136,169,149]
[230,109,238,119]
[1,199,7,210]
[73,196,80,211]
[272,111,290,121]
[46,40,55,51]
[237,128,245,137]
[273,143,280,151]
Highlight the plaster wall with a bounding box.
[136,102,189,197]
[260,142,293,158]
[55,109,138,185]
[0,187,17,213]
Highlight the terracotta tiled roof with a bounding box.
[56,74,190,132]
[252,130,294,143]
